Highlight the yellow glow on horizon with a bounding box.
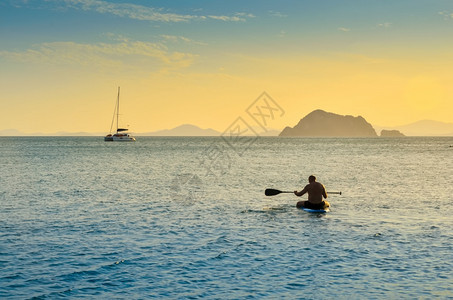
[1,51,453,134]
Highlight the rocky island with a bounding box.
[380,130,405,137]
[279,110,378,137]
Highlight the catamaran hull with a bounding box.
[104,134,135,142]
[112,136,135,142]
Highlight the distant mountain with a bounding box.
[140,124,221,136]
[4,118,450,137]
[0,125,279,137]
[374,120,453,136]
[0,129,98,136]
[280,110,377,137]
[254,128,281,136]
[0,129,25,136]
[54,131,97,136]
[139,124,281,136]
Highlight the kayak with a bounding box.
[301,207,330,213]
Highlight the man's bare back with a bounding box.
[298,181,326,204]
[294,175,328,209]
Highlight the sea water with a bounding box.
[1,137,452,299]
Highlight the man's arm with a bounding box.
[322,184,327,199]
[294,185,308,197]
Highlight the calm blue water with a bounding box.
[1,137,452,299]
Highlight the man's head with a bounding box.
[308,175,316,183]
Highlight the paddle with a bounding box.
[265,188,342,196]
[265,189,292,196]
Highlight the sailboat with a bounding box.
[104,87,136,142]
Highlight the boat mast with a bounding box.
[116,86,120,133]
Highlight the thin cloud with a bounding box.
[62,0,197,22]
[377,22,392,28]
[207,15,242,22]
[235,12,256,18]
[269,10,287,18]
[206,13,254,22]
[0,39,197,71]
[58,0,253,23]
[160,35,208,46]
[161,35,185,42]
[338,27,351,32]
[439,11,453,20]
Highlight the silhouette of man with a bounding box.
[294,175,329,209]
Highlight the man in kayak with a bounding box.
[294,175,330,209]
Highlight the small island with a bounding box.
[279,110,377,137]
[380,130,405,137]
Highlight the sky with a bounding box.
[1,0,453,134]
